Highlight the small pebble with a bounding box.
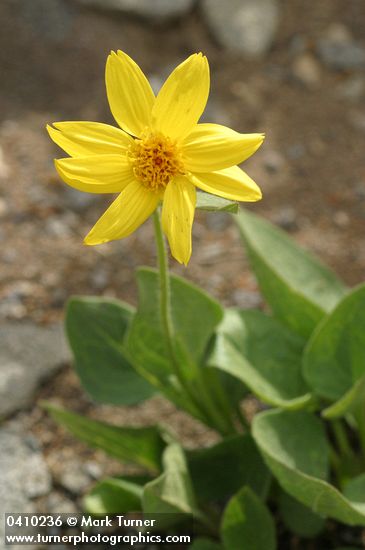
[292,54,321,89]
[273,207,298,231]
[333,210,350,227]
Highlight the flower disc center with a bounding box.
[129,133,184,192]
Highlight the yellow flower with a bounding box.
[48,51,264,265]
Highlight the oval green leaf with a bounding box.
[236,209,346,338]
[252,409,365,526]
[66,296,154,405]
[44,403,165,473]
[209,309,312,409]
[303,284,365,406]
[188,434,271,503]
[143,443,209,530]
[221,486,276,550]
[278,491,325,538]
[84,476,148,514]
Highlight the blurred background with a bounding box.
[1,0,365,534]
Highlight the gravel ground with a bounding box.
[1,1,365,547]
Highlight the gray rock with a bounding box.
[0,427,51,549]
[90,267,110,291]
[0,282,40,320]
[317,23,365,70]
[14,0,74,43]
[62,186,101,213]
[75,0,195,22]
[201,0,280,56]
[288,34,309,57]
[336,75,365,101]
[262,150,286,174]
[348,110,365,134]
[0,323,70,417]
[45,216,73,237]
[0,297,27,320]
[58,461,91,495]
[24,453,53,499]
[273,207,298,231]
[232,289,262,309]
[287,143,306,160]
[46,492,78,514]
[84,460,103,480]
[354,181,365,200]
[205,211,231,231]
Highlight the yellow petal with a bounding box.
[189,165,262,202]
[55,154,134,193]
[47,122,133,157]
[183,123,265,172]
[84,180,159,245]
[152,53,210,140]
[161,175,196,265]
[105,50,155,137]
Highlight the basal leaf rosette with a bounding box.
[48,51,264,264]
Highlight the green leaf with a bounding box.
[196,191,238,213]
[84,476,148,514]
[278,491,325,538]
[236,209,346,338]
[44,403,165,473]
[143,443,206,530]
[221,486,276,550]
[209,309,312,409]
[344,474,365,515]
[303,284,365,407]
[66,297,154,405]
[252,409,365,525]
[188,434,271,503]
[190,539,222,550]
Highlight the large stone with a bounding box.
[12,0,74,43]
[201,0,280,56]
[0,323,70,417]
[75,0,195,22]
[0,427,51,550]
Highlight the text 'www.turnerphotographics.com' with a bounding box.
[5,513,193,547]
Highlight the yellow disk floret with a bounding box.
[129,132,184,192]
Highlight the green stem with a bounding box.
[194,370,237,436]
[329,445,342,483]
[152,210,235,436]
[355,403,365,462]
[153,210,175,365]
[331,420,353,459]
[206,370,239,434]
[152,211,202,420]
